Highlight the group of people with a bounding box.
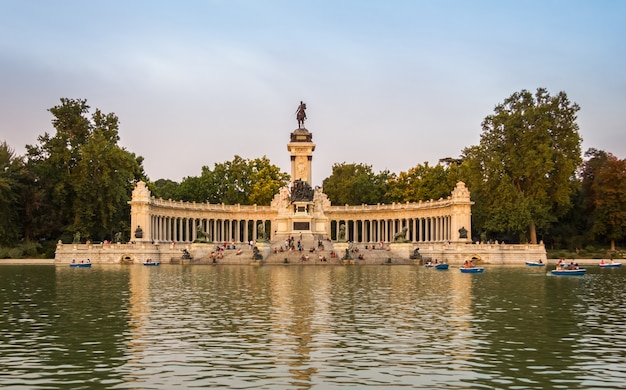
[556,258,579,270]
[463,260,475,268]
[599,259,617,265]
[71,259,90,264]
[300,253,328,262]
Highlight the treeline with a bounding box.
[1,90,625,257]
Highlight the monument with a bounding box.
[54,101,547,265]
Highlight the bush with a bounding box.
[8,248,24,258]
[22,242,42,257]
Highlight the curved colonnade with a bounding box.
[130,181,474,246]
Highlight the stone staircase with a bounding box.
[183,239,415,265]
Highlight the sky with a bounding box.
[1,0,625,185]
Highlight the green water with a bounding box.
[1,264,625,389]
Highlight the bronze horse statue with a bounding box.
[296,101,307,128]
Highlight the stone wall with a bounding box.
[56,240,546,266]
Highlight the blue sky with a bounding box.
[1,0,624,185]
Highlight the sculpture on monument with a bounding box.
[394,227,409,243]
[257,223,268,242]
[458,226,468,239]
[338,224,346,241]
[195,224,210,243]
[410,247,422,260]
[291,179,314,202]
[296,101,307,128]
[252,246,263,261]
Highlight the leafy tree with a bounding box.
[173,155,289,205]
[248,157,290,205]
[322,163,394,205]
[25,98,145,242]
[25,98,91,240]
[151,179,180,200]
[582,149,626,251]
[0,142,25,245]
[177,175,208,203]
[386,161,461,203]
[462,88,582,244]
[71,110,145,240]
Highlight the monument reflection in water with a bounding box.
[1,264,625,389]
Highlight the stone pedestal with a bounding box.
[342,259,355,265]
[333,242,351,260]
[256,241,271,259]
[388,243,413,259]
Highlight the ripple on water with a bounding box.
[2,265,626,388]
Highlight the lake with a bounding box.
[1,263,625,389]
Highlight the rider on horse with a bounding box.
[296,101,307,128]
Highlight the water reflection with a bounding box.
[1,264,625,389]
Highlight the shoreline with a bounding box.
[0,259,55,265]
[0,258,618,266]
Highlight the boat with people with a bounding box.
[551,268,586,276]
[425,259,447,269]
[143,260,160,266]
[525,260,545,267]
[460,260,483,273]
[70,261,91,268]
[460,267,484,273]
[552,259,585,275]
[599,260,622,268]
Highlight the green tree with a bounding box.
[173,155,289,205]
[25,98,91,240]
[151,178,180,200]
[386,161,461,203]
[71,110,145,240]
[25,98,145,242]
[322,163,394,205]
[582,149,626,251]
[0,142,25,245]
[248,157,290,205]
[462,88,582,244]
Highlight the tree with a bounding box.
[386,161,461,203]
[462,88,582,244]
[322,163,394,205]
[151,178,180,200]
[173,155,289,205]
[25,98,146,242]
[0,142,25,245]
[582,149,626,251]
[248,157,290,205]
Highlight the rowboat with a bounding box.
[599,262,622,268]
[525,261,545,267]
[435,263,449,270]
[551,268,585,276]
[70,263,91,268]
[460,267,484,273]
[143,261,160,266]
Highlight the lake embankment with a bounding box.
[0,258,615,266]
[0,259,55,265]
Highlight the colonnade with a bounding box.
[327,215,453,244]
[149,215,271,244]
[130,181,473,245]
